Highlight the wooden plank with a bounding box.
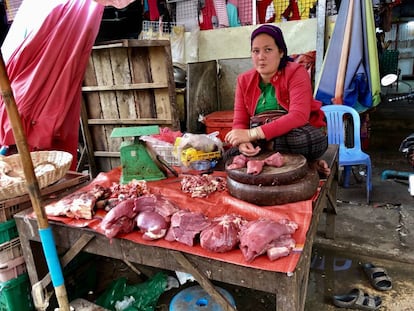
[95,48,121,169]
[79,98,97,177]
[90,49,115,171]
[110,47,137,120]
[83,56,111,172]
[82,82,169,92]
[162,44,179,129]
[87,118,173,125]
[94,151,120,157]
[92,39,171,50]
[130,46,154,119]
[148,45,176,125]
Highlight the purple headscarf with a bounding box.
[251,24,291,70]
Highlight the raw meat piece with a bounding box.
[101,216,136,239]
[239,218,298,262]
[136,211,169,240]
[227,154,249,170]
[264,152,285,168]
[100,198,137,238]
[246,160,265,175]
[165,210,211,246]
[181,175,227,198]
[266,235,296,261]
[109,180,149,200]
[65,192,100,219]
[133,194,179,240]
[134,194,179,220]
[200,214,247,253]
[45,184,108,219]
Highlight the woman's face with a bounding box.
[251,33,284,82]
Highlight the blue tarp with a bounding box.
[314,0,381,112]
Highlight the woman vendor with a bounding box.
[225,24,330,176]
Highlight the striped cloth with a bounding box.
[213,0,229,27]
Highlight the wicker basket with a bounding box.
[0,151,73,201]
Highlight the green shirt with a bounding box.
[255,82,284,114]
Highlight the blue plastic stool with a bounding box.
[169,285,236,311]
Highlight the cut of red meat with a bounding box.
[239,218,298,262]
[101,216,136,239]
[264,152,285,167]
[100,198,137,238]
[165,210,211,246]
[200,214,247,253]
[227,154,249,170]
[246,160,265,175]
[133,194,179,240]
[136,211,168,240]
[134,194,179,220]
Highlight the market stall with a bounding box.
[15,144,338,311]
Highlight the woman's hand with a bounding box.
[225,127,264,146]
[225,129,251,146]
[225,128,263,156]
[239,143,261,156]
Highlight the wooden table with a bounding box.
[15,145,338,311]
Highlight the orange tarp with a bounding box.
[44,168,319,274]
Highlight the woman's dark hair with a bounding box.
[251,24,291,70]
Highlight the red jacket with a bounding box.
[233,62,326,140]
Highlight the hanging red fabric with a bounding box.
[0,0,104,170]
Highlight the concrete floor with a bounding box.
[309,149,414,310]
[79,150,414,311]
[155,149,414,311]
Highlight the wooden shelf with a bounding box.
[81,39,179,173]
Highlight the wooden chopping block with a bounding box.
[225,153,308,186]
[227,167,319,206]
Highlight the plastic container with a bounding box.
[0,256,26,282]
[0,273,34,311]
[169,285,236,311]
[0,200,32,222]
[0,220,18,244]
[0,238,23,264]
[204,111,234,142]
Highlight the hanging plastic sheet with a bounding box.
[0,0,103,170]
[314,0,381,113]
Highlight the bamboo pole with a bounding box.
[333,0,354,104]
[0,52,70,311]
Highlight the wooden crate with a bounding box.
[82,39,179,173]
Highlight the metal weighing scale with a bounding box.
[111,126,166,184]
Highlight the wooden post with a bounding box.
[0,52,70,311]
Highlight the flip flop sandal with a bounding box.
[332,288,382,310]
[362,263,393,291]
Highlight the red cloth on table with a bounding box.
[45,167,317,274]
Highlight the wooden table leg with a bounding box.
[172,251,237,311]
[325,165,338,239]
